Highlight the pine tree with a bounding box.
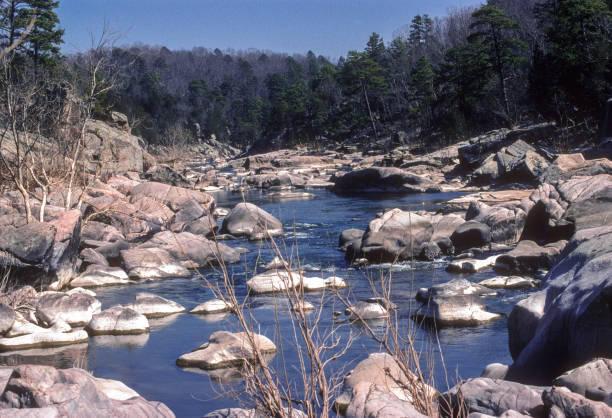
[468,4,527,120]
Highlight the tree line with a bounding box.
[2,0,611,154]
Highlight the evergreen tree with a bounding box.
[534,0,611,116]
[468,4,527,120]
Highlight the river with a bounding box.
[0,189,530,417]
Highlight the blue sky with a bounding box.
[58,0,480,59]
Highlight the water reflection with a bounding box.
[0,343,89,369]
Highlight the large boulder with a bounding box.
[472,140,550,184]
[332,167,436,193]
[176,331,277,370]
[542,387,612,417]
[540,153,612,183]
[0,364,174,417]
[507,291,546,360]
[414,279,500,327]
[359,209,433,263]
[36,291,101,326]
[120,247,190,279]
[83,119,145,175]
[86,305,150,335]
[450,221,491,252]
[440,378,546,417]
[137,231,240,268]
[0,210,81,289]
[335,352,436,415]
[495,240,567,274]
[466,201,526,244]
[345,381,428,418]
[506,228,612,384]
[552,358,612,398]
[128,181,215,213]
[220,203,283,240]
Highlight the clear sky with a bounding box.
[57,0,481,59]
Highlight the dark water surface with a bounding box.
[1,190,529,417]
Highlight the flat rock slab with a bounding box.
[0,329,88,351]
[36,292,101,326]
[246,270,346,294]
[478,276,539,289]
[446,255,500,273]
[413,295,502,327]
[190,299,234,314]
[176,331,277,370]
[552,358,612,397]
[127,293,186,318]
[120,247,190,279]
[70,265,133,288]
[87,305,150,335]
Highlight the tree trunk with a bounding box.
[362,82,378,139]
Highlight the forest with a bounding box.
[1,0,611,151]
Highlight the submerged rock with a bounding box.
[176,331,276,370]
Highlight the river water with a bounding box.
[0,189,532,417]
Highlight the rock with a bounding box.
[267,191,314,200]
[338,229,364,252]
[480,363,509,380]
[83,119,145,175]
[120,247,190,279]
[458,128,511,168]
[263,256,286,270]
[414,279,499,327]
[553,358,612,398]
[359,209,433,263]
[0,304,16,335]
[203,408,306,418]
[345,381,428,418]
[176,331,276,369]
[0,329,88,351]
[542,387,612,417]
[507,291,546,361]
[472,140,550,184]
[506,228,612,384]
[243,172,306,190]
[190,299,234,314]
[495,240,567,274]
[144,164,190,187]
[79,247,109,267]
[441,378,545,417]
[345,300,389,321]
[0,364,174,416]
[332,167,435,193]
[335,352,436,415]
[170,200,218,237]
[246,270,301,294]
[70,265,132,288]
[86,305,149,335]
[127,293,186,318]
[450,221,491,253]
[220,203,283,240]
[446,255,500,273]
[128,181,215,213]
[138,231,240,268]
[5,313,46,338]
[540,153,612,183]
[478,276,538,289]
[466,201,526,244]
[0,211,81,288]
[36,291,101,326]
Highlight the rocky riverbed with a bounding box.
[0,118,611,417]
